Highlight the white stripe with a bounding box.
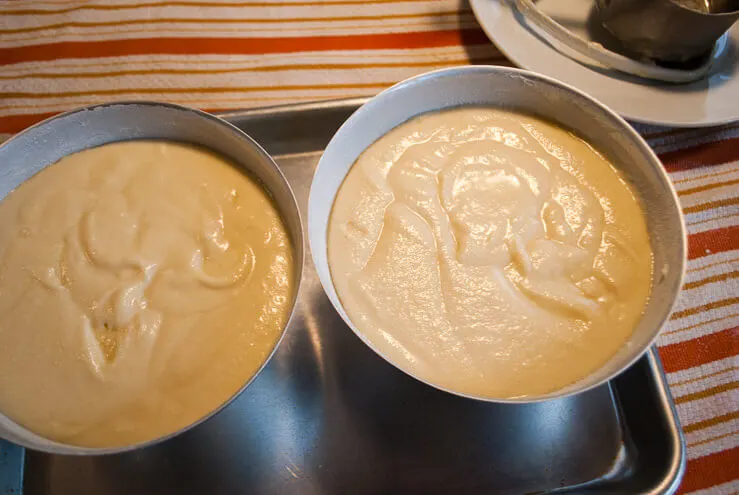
[674,168,739,195]
[677,389,738,426]
[671,368,738,398]
[0,0,459,21]
[1,64,468,96]
[0,0,425,10]
[684,257,739,286]
[2,57,532,115]
[1,94,326,118]
[0,45,495,74]
[1,90,371,116]
[663,306,739,336]
[670,161,739,186]
[686,215,739,235]
[0,1,463,25]
[0,88,397,111]
[0,19,480,48]
[685,251,739,273]
[0,0,396,9]
[0,12,476,32]
[687,425,739,460]
[668,274,738,321]
[0,46,493,114]
[680,181,739,210]
[684,205,739,234]
[659,313,739,346]
[687,419,739,447]
[2,92,356,115]
[665,298,739,338]
[668,356,738,386]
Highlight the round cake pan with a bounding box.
[0,101,304,454]
[308,66,686,403]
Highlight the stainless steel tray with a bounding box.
[17,99,685,494]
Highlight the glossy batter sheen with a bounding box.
[0,141,293,447]
[328,107,652,399]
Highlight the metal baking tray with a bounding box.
[13,99,685,494]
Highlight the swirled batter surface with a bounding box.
[328,107,652,398]
[0,141,293,446]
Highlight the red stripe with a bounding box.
[0,112,56,134]
[658,326,738,374]
[659,136,739,173]
[688,225,739,260]
[678,447,739,493]
[0,29,490,65]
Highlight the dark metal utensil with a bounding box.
[596,0,739,62]
[509,0,725,83]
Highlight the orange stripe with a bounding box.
[675,380,738,404]
[0,82,393,100]
[678,447,739,493]
[683,271,739,290]
[684,411,739,433]
[687,212,739,228]
[674,166,739,185]
[0,56,503,80]
[687,257,739,273]
[671,298,739,321]
[0,47,481,73]
[7,21,482,45]
[2,0,448,15]
[1,10,471,35]
[688,225,739,259]
[659,326,738,373]
[0,93,336,115]
[684,197,739,215]
[678,178,739,197]
[0,93,352,113]
[2,96,356,133]
[0,29,490,65]
[659,136,739,173]
[662,313,739,336]
[0,94,359,133]
[671,365,737,386]
[688,429,738,448]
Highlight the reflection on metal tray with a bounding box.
[19,99,685,495]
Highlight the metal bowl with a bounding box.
[596,0,739,63]
[0,102,304,454]
[308,66,686,403]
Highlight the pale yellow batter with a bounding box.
[0,141,294,447]
[328,107,652,399]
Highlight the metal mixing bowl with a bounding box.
[0,102,304,454]
[308,66,686,403]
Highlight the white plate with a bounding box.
[470,0,739,127]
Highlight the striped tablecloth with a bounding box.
[0,1,737,493]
